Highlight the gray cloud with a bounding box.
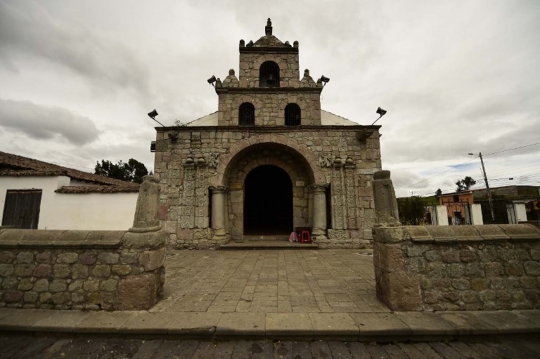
[0,99,101,145]
[0,1,151,98]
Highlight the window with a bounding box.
[285,103,301,126]
[2,189,42,229]
[239,103,255,125]
[259,61,280,87]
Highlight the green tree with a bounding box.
[94,159,148,184]
[397,196,426,225]
[455,176,476,192]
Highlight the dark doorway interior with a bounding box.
[244,165,293,235]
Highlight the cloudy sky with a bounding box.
[1,0,539,197]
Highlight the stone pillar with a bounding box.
[210,186,227,238]
[372,170,400,226]
[130,175,161,233]
[311,184,328,239]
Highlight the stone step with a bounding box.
[219,239,318,250]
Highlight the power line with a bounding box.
[483,141,540,157]
[406,140,540,193]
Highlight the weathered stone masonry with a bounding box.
[153,19,383,249]
[0,229,166,310]
[154,127,381,249]
[373,223,540,311]
[371,170,540,312]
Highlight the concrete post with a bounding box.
[210,186,227,238]
[311,184,328,239]
[372,170,400,226]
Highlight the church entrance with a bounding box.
[244,165,293,235]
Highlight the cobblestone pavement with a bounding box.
[152,249,383,314]
[2,334,540,358]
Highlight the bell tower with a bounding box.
[214,19,326,126]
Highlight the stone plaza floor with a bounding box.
[151,249,388,314]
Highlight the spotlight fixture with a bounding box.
[147,109,165,127]
[320,75,330,86]
[207,75,217,87]
[371,107,387,125]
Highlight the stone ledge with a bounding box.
[403,224,540,243]
[0,229,125,248]
[0,308,539,341]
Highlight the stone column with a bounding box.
[372,170,400,226]
[210,186,227,238]
[311,184,328,239]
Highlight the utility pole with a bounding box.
[479,152,495,222]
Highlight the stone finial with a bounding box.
[372,170,400,227]
[293,41,299,48]
[300,69,316,87]
[265,18,272,36]
[229,69,235,76]
[130,175,161,232]
[239,39,245,47]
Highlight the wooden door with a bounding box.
[2,190,42,229]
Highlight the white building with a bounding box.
[0,151,139,230]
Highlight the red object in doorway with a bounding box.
[299,230,311,243]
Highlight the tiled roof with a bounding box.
[183,110,359,127]
[0,151,140,192]
[55,186,139,194]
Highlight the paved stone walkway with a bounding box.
[153,249,382,314]
[2,334,540,358]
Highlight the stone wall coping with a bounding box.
[239,46,299,54]
[215,87,322,95]
[373,224,540,244]
[404,224,540,243]
[0,229,125,248]
[155,125,382,132]
[0,229,168,249]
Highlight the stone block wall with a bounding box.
[239,52,300,88]
[0,228,166,311]
[373,224,540,311]
[217,91,321,126]
[154,126,381,249]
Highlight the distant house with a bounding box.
[472,185,540,224]
[438,191,476,225]
[0,151,139,230]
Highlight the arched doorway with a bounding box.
[244,165,293,235]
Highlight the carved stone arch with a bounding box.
[211,134,324,187]
[229,156,308,186]
[274,97,310,126]
[230,96,263,125]
[253,54,286,75]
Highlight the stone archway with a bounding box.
[209,141,329,241]
[244,165,293,235]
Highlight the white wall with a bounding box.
[1,176,137,230]
[514,203,528,223]
[435,205,449,225]
[52,192,137,230]
[470,204,484,225]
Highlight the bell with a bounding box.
[147,109,158,119]
[267,72,275,85]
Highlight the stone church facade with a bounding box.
[153,20,382,249]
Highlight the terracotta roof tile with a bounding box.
[0,151,140,191]
[55,186,139,194]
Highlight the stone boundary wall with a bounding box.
[0,228,166,311]
[373,224,540,311]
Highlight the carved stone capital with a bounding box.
[210,185,228,194]
[309,183,328,193]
